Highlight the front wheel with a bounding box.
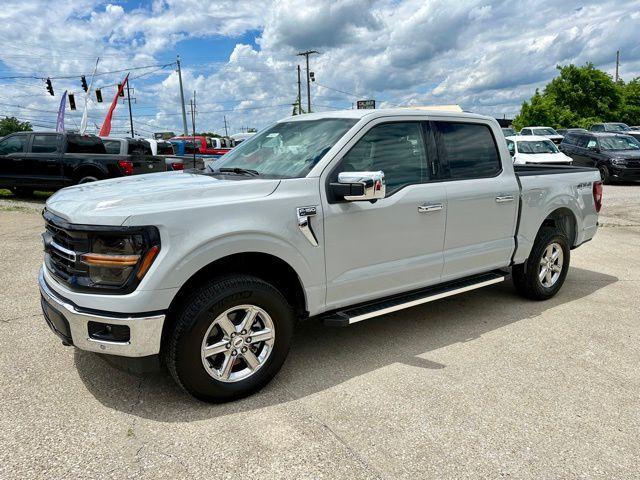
[598,164,611,184]
[165,275,294,402]
[512,227,570,300]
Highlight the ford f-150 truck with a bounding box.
[38,109,602,402]
[0,132,165,195]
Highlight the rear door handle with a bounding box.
[495,195,514,203]
[418,203,444,213]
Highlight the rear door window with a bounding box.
[66,135,107,154]
[31,134,60,153]
[127,140,152,156]
[102,140,121,154]
[434,122,501,180]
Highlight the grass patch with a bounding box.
[0,204,31,213]
[0,189,53,200]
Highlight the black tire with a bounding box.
[165,275,295,403]
[11,187,33,197]
[598,164,611,184]
[76,175,100,184]
[512,227,570,301]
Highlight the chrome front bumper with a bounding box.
[38,268,165,357]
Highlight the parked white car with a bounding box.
[506,135,573,165]
[520,126,564,145]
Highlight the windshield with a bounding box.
[599,136,640,151]
[605,123,630,132]
[502,128,516,136]
[533,128,559,136]
[213,119,357,178]
[517,140,559,154]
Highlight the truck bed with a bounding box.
[514,164,597,176]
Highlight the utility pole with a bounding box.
[297,50,318,113]
[177,55,189,135]
[615,50,620,83]
[126,81,134,138]
[223,115,229,137]
[297,64,302,115]
[190,91,196,169]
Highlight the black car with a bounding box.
[559,132,640,183]
[0,132,166,196]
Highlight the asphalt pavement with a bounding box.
[1,185,639,479]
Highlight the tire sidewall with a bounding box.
[173,278,294,401]
[529,230,570,298]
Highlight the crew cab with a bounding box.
[0,132,165,196]
[560,131,640,183]
[520,126,564,145]
[38,109,602,402]
[506,135,573,165]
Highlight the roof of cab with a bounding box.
[278,108,493,123]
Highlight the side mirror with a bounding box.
[330,171,386,202]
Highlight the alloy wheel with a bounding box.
[539,242,564,288]
[200,304,275,383]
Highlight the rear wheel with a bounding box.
[76,175,100,184]
[165,275,294,402]
[512,227,570,300]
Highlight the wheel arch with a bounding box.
[539,207,577,247]
[72,163,107,183]
[162,252,308,346]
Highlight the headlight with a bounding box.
[611,158,627,166]
[80,230,160,288]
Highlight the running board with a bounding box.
[323,271,507,327]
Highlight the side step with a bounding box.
[323,271,507,327]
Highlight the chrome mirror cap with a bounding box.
[338,171,386,201]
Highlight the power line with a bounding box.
[0,62,176,80]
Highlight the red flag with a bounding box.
[99,74,129,137]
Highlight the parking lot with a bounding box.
[1,185,639,479]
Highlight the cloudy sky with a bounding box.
[0,0,639,136]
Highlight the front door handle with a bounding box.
[495,195,514,203]
[418,203,444,213]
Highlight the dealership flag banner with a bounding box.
[79,57,99,135]
[99,73,128,137]
[56,90,67,133]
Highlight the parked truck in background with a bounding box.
[0,132,165,196]
[39,109,602,402]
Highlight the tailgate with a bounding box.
[130,155,166,174]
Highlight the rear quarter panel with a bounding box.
[513,170,600,264]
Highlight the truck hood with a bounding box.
[516,152,572,164]
[45,172,281,226]
[607,149,640,159]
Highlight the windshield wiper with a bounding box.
[215,167,260,177]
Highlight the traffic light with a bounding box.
[45,78,54,96]
[68,93,76,110]
[81,75,88,92]
[95,89,103,102]
[309,71,315,82]
[117,83,125,97]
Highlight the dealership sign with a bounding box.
[357,100,376,109]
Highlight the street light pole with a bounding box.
[297,50,318,113]
[177,55,189,135]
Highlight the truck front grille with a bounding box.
[43,216,91,286]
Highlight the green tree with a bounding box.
[0,116,32,137]
[618,78,640,126]
[514,63,624,129]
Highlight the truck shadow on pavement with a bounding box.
[74,266,617,421]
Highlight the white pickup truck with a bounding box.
[39,109,602,402]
